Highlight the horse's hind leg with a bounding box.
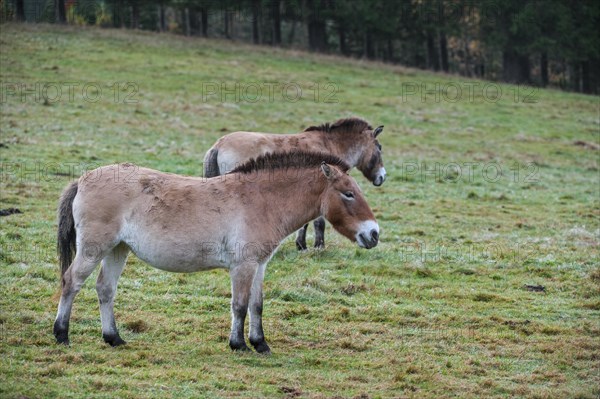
[248,262,270,354]
[313,216,326,249]
[96,243,129,347]
[54,248,106,345]
[295,224,309,250]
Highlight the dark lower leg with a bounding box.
[54,285,77,345]
[102,318,126,347]
[314,217,326,248]
[53,296,72,345]
[99,296,126,347]
[229,302,250,351]
[97,257,127,347]
[295,224,309,250]
[249,302,270,354]
[54,254,104,346]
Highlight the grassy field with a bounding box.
[0,23,598,399]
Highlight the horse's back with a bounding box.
[76,163,231,220]
[210,131,291,175]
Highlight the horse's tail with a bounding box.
[57,181,78,283]
[203,147,220,178]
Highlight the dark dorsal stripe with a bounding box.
[230,151,350,175]
[304,117,372,134]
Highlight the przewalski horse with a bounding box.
[202,117,386,250]
[54,151,379,354]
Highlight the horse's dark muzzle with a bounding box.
[359,230,379,249]
[373,175,385,186]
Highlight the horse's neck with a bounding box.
[305,131,360,167]
[252,170,325,241]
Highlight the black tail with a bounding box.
[57,181,78,284]
[204,148,220,178]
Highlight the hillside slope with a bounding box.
[1,23,598,399]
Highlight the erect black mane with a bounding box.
[230,151,350,175]
[303,117,372,134]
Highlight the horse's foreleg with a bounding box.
[96,243,129,347]
[248,262,270,354]
[229,262,258,351]
[295,224,309,250]
[54,251,103,345]
[313,216,326,249]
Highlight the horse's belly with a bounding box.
[123,231,232,273]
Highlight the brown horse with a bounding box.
[54,151,379,354]
[202,117,385,250]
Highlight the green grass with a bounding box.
[1,23,599,399]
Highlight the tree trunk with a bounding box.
[339,27,347,56]
[477,63,485,77]
[463,36,472,76]
[308,21,327,51]
[224,10,231,39]
[229,10,236,40]
[120,0,125,28]
[184,8,191,36]
[15,0,25,22]
[157,4,166,32]
[201,8,208,37]
[131,2,140,29]
[581,61,591,94]
[439,31,449,72]
[288,20,296,45]
[189,9,198,35]
[306,0,327,52]
[426,30,439,71]
[570,62,581,92]
[272,0,281,45]
[252,0,260,44]
[503,49,530,84]
[364,31,374,59]
[386,39,394,62]
[540,52,548,87]
[588,59,600,94]
[55,0,66,24]
[113,3,119,28]
[112,0,125,28]
[518,55,530,83]
[438,1,449,73]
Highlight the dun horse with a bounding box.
[203,117,386,250]
[54,152,379,353]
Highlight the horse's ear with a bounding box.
[321,162,333,179]
[373,125,384,137]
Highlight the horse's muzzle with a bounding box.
[372,167,386,186]
[356,221,379,249]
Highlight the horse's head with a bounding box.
[319,162,379,249]
[356,125,386,186]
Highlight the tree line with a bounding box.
[4,0,599,94]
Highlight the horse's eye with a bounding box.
[342,191,355,200]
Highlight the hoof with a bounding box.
[314,242,325,250]
[103,333,127,347]
[295,240,307,251]
[53,321,69,345]
[251,340,271,355]
[229,340,251,352]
